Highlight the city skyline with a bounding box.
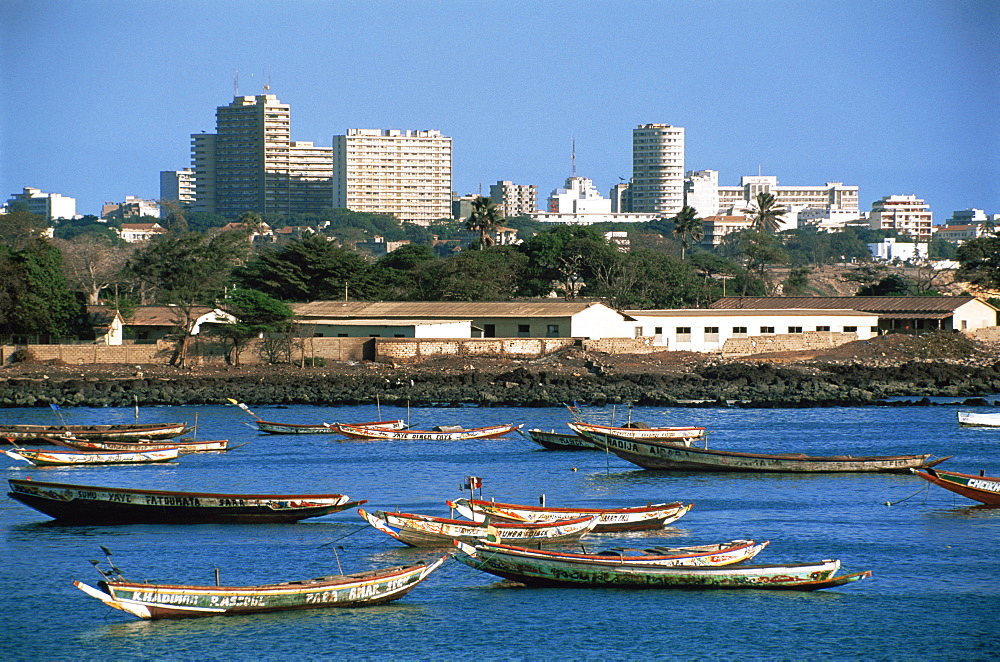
[3,0,997,221]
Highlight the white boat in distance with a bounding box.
[957,411,1000,427]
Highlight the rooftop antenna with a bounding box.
[233,69,239,96]
[571,137,577,178]
[264,66,271,91]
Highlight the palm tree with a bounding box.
[748,192,787,233]
[670,205,704,260]
[465,196,503,249]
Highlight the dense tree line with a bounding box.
[1,204,995,361]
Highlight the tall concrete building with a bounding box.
[489,180,538,217]
[717,176,859,215]
[684,169,720,219]
[868,194,933,242]
[4,187,76,220]
[190,94,332,217]
[333,129,452,226]
[631,124,685,216]
[159,169,196,214]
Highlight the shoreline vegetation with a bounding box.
[1,333,997,409]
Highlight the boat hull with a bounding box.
[449,498,692,532]
[912,468,1000,505]
[7,478,364,524]
[575,430,944,473]
[75,558,445,619]
[957,411,1000,427]
[253,419,405,434]
[337,423,522,441]
[569,421,706,442]
[360,508,598,547]
[0,423,191,442]
[49,437,229,453]
[4,447,179,466]
[454,542,871,591]
[470,539,770,568]
[521,429,596,450]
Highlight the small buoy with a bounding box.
[571,467,577,472]
[884,501,892,506]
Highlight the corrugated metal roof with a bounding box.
[300,318,471,326]
[628,308,875,318]
[709,296,978,314]
[126,305,217,326]
[292,301,614,319]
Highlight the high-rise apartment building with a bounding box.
[631,124,685,216]
[190,94,332,217]
[489,180,538,217]
[868,194,933,242]
[159,169,196,213]
[333,129,452,226]
[684,170,720,219]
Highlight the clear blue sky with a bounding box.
[2,0,998,221]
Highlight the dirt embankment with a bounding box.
[1,332,996,409]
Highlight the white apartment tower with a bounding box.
[190,94,332,217]
[631,124,685,216]
[4,187,76,220]
[869,195,933,242]
[333,129,452,226]
[684,170,720,218]
[489,180,538,217]
[159,169,196,213]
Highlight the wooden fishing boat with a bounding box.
[75,553,446,619]
[47,436,231,453]
[358,508,599,547]
[0,422,191,442]
[2,446,180,467]
[448,497,693,532]
[574,428,950,473]
[252,419,405,434]
[520,428,596,450]
[336,423,522,441]
[911,467,1000,505]
[453,541,872,591]
[957,411,1000,427]
[460,539,769,568]
[7,478,366,523]
[569,421,706,443]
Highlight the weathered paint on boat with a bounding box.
[0,422,191,442]
[74,557,445,619]
[957,411,1000,427]
[453,541,872,590]
[520,428,596,450]
[569,421,706,442]
[359,508,599,547]
[574,428,948,473]
[253,419,405,434]
[469,539,770,568]
[337,423,522,441]
[48,437,230,453]
[912,467,1000,505]
[448,498,692,532]
[7,478,366,523]
[3,446,180,466]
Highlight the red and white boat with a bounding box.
[568,421,706,443]
[336,423,522,441]
[47,436,231,453]
[912,467,1000,506]
[3,446,180,467]
[252,419,405,435]
[448,497,693,532]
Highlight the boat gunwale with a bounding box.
[7,478,355,502]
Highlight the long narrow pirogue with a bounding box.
[448,497,692,532]
[0,422,191,442]
[75,551,446,619]
[453,541,872,590]
[911,467,1000,505]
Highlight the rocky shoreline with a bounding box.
[2,351,997,410]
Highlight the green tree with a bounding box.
[721,230,789,295]
[0,239,84,337]
[218,288,294,366]
[747,192,787,233]
[955,234,1000,291]
[0,210,48,251]
[236,233,377,301]
[53,234,134,304]
[855,273,914,296]
[413,246,527,300]
[519,226,616,299]
[669,206,704,260]
[372,244,438,300]
[465,196,503,249]
[126,228,252,366]
[783,267,812,295]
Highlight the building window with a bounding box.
[705,327,719,335]
[871,327,879,334]
[676,327,692,342]
[369,334,380,337]
[760,326,775,334]
[337,333,348,337]
[654,327,663,335]
[517,324,530,337]
[843,326,857,333]
[816,326,830,332]
[788,326,803,334]
[634,326,643,338]
[733,326,747,336]
[484,324,496,338]
[547,324,560,337]
[394,334,405,338]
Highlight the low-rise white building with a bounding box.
[4,187,77,220]
[869,195,933,242]
[868,237,928,262]
[118,222,168,243]
[628,309,878,351]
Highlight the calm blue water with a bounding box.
[2,402,998,661]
